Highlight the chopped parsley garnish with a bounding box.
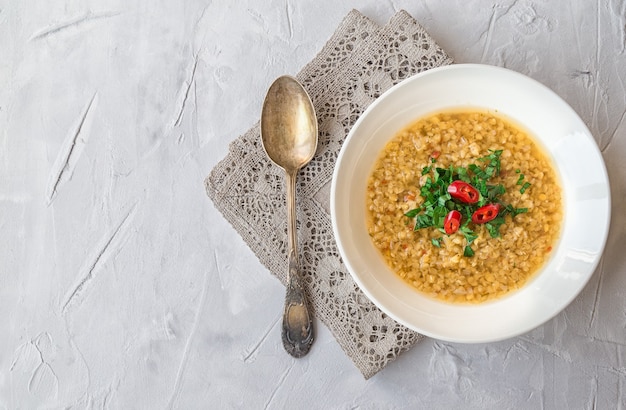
[516,170,532,194]
[404,150,529,256]
[520,182,531,194]
[431,237,443,248]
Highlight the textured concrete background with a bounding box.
[1,0,625,408]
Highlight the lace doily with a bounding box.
[206,9,453,379]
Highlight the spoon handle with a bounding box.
[282,171,314,358]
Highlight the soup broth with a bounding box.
[366,110,563,303]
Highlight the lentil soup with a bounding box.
[366,110,563,304]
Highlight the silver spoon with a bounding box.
[260,75,317,357]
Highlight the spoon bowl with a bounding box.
[260,75,318,357]
[261,77,317,171]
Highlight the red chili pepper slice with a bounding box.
[471,203,501,224]
[447,180,480,204]
[443,210,462,234]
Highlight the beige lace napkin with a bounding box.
[206,9,453,378]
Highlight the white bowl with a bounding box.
[330,64,611,343]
